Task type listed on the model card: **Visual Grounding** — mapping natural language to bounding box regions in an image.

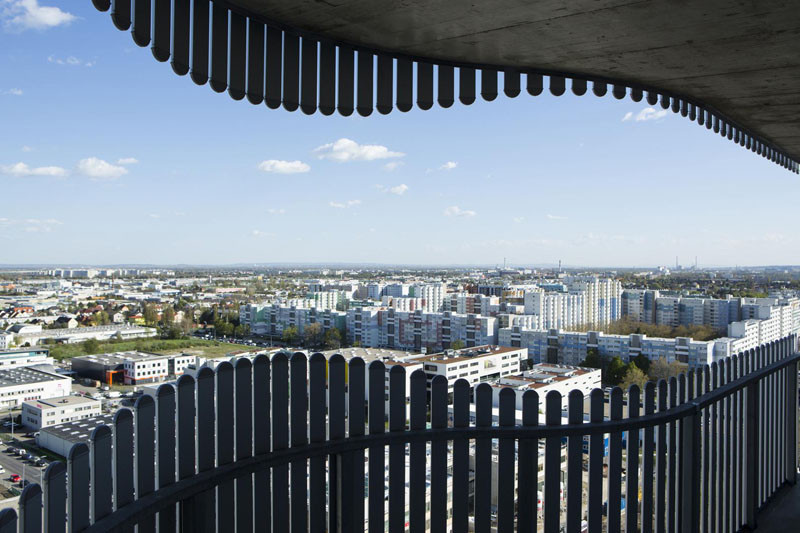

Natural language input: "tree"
[620,364,649,390]
[83,338,100,354]
[605,356,628,386]
[164,326,183,340]
[180,314,193,335]
[162,306,175,326]
[324,328,342,350]
[91,311,110,326]
[631,353,652,374]
[143,304,158,327]
[580,348,602,369]
[450,339,466,350]
[303,323,324,349]
[648,357,684,382]
[282,325,299,345]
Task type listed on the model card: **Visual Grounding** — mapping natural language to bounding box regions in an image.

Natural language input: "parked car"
[0,466,5,474]
[9,474,20,483]
[21,453,32,461]
[6,447,17,454]
[20,479,29,488]
[36,459,47,467]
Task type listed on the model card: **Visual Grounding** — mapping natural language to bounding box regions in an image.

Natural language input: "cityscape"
[0,264,797,530]
[1,1,798,532]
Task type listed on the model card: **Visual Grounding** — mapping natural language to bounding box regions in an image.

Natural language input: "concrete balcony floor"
[755,472,800,532]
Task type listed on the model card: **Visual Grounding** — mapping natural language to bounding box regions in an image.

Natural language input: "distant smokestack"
[558,260,561,273]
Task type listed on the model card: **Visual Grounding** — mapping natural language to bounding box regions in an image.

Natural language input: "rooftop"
[0,366,67,387]
[415,345,523,364]
[23,395,100,410]
[73,351,168,366]
[318,346,417,364]
[38,413,117,445]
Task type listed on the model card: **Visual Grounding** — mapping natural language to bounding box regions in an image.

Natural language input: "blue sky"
[1,1,797,267]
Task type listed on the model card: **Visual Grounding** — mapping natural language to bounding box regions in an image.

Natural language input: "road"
[0,442,46,488]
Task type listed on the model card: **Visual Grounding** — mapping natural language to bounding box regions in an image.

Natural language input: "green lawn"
[48,338,244,360]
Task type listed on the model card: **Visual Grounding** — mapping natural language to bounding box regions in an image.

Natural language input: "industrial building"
[410,345,526,392]
[0,348,53,369]
[21,395,102,430]
[484,363,602,410]
[0,366,71,409]
[71,351,195,384]
[36,413,116,458]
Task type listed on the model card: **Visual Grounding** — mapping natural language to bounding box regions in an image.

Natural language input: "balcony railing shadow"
[0,335,797,532]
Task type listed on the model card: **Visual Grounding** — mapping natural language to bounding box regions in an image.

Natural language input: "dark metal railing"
[0,336,797,533]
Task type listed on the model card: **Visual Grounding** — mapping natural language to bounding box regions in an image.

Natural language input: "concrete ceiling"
[227,0,800,162]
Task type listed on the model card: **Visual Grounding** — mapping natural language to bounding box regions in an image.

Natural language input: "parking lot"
[0,439,50,490]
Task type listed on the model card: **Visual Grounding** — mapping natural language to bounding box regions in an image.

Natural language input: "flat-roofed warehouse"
[0,366,71,409]
[71,351,194,385]
[36,413,116,458]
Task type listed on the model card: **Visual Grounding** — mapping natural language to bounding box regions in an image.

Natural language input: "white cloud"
[21,145,32,152]
[148,214,160,219]
[389,184,408,196]
[2,0,76,31]
[257,159,310,174]
[117,157,138,165]
[546,214,567,220]
[623,107,669,122]
[377,183,409,196]
[329,200,361,209]
[0,217,63,234]
[22,218,62,232]
[77,157,128,180]
[47,55,92,67]
[251,230,274,238]
[513,217,525,223]
[3,88,23,96]
[439,161,458,171]
[383,161,404,171]
[267,208,286,215]
[443,205,476,218]
[1,161,67,177]
[314,138,404,162]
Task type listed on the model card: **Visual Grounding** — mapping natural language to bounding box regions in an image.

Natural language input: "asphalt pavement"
[0,441,47,489]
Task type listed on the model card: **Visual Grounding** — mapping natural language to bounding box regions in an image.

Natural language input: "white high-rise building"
[409,283,446,312]
[523,289,585,330]
[565,277,623,327]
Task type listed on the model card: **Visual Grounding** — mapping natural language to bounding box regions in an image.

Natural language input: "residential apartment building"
[500,304,800,369]
[345,308,498,353]
[241,302,347,338]
[523,289,585,330]
[565,277,623,327]
[408,283,447,312]
[651,296,740,330]
[621,289,660,324]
